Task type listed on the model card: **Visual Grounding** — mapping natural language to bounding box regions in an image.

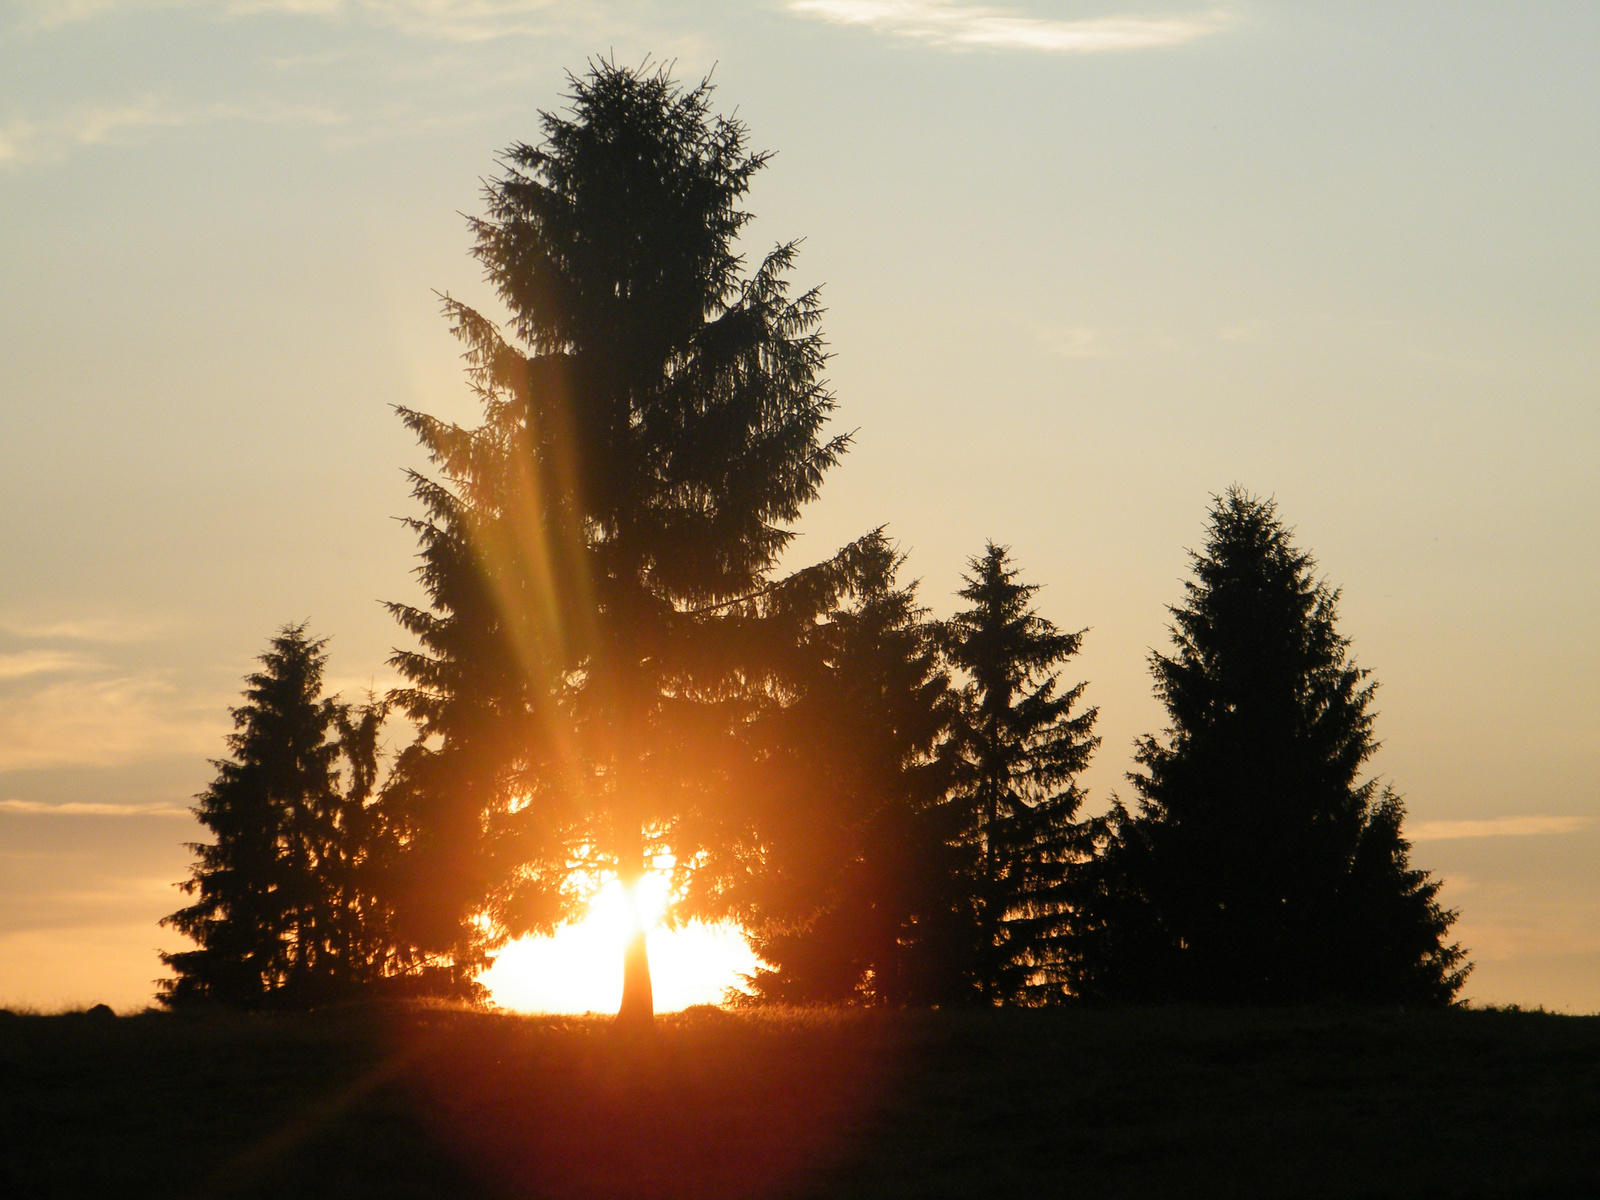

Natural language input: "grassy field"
[3,1001,1599,1198]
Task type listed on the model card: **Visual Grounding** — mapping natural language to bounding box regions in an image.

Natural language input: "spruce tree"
[388,61,850,1022]
[1076,490,1468,1005]
[738,535,964,1005]
[947,543,1099,1004]
[160,624,394,1007]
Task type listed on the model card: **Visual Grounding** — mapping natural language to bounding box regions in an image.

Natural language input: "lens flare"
[479,872,761,1013]
[585,873,672,939]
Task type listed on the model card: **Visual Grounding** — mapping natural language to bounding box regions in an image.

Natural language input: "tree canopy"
[736,535,964,1005]
[947,543,1100,1003]
[386,60,852,1021]
[159,624,394,1007]
[1074,490,1468,1005]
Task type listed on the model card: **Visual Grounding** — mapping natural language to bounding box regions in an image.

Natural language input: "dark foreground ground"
[3,1002,1598,1199]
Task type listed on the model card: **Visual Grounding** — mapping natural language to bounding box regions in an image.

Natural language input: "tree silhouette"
[387,60,850,1022]
[1074,490,1468,1005]
[159,624,393,1007]
[947,543,1099,1003]
[737,535,965,1005]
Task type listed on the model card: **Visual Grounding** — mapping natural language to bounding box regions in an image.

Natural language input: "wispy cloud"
[1409,815,1594,842]
[0,97,346,169]
[0,103,190,168]
[2,1,660,169]
[0,799,191,816]
[0,672,222,770]
[1448,913,1600,963]
[8,0,137,28]
[0,651,94,681]
[1031,323,1116,358]
[13,0,605,42]
[0,614,170,643]
[0,607,222,769]
[225,0,566,42]
[788,1,1233,53]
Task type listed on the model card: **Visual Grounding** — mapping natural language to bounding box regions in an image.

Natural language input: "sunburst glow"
[480,873,762,1013]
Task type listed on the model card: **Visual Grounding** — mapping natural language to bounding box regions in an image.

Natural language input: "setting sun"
[479,874,762,1013]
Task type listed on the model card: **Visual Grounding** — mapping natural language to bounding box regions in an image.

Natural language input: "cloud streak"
[1408,815,1593,842]
[788,0,1232,53]
[0,651,95,681]
[0,97,346,169]
[224,0,565,42]
[1031,323,1117,358]
[0,800,191,816]
[0,671,222,771]
[13,0,607,42]
[0,614,172,643]
[0,102,191,168]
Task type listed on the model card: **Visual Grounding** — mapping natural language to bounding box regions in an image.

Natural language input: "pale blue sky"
[2,1,1596,1010]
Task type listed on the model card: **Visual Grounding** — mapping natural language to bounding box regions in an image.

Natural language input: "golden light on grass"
[480,871,761,1013]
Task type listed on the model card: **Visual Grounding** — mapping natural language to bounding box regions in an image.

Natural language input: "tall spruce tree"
[387,61,850,1023]
[1075,490,1468,1005]
[737,535,964,1005]
[160,625,393,1007]
[947,543,1099,1004]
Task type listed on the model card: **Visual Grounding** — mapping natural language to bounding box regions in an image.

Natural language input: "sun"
[478,872,761,1013]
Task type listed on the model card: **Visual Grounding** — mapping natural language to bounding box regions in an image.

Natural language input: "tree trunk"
[619,926,653,1027]
[616,817,655,1028]
[983,774,998,1005]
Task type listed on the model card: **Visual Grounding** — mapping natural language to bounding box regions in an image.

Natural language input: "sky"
[1,0,1596,1013]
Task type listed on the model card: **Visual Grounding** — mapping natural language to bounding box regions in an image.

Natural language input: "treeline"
[160,61,1466,1012]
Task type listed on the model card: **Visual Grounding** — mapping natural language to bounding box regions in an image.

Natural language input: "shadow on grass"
[3,1003,1599,1198]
